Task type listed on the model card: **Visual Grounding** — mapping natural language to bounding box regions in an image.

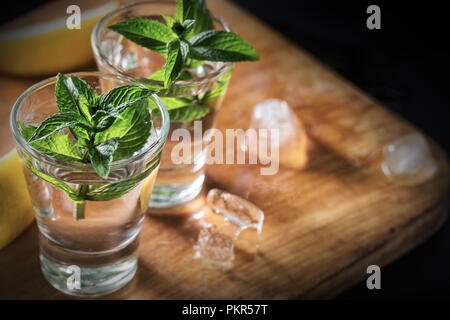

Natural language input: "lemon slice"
[0,0,118,76]
[140,166,160,212]
[0,150,34,250]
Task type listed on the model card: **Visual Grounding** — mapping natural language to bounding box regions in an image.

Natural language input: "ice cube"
[194,189,264,270]
[100,39,123,67]
[251,99,298,146]
[187,61,225,79]
[381,132,437,185]
[196,225,236,270]
[244,99,311,170]
[120,52,138,71]
[206,188,264,232]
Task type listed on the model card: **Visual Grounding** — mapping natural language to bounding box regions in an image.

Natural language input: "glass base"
[38,232,140,297]
[40,252,137,297]
[148,173,204,208]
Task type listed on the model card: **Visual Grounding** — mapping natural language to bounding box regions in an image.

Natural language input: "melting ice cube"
[194,189,264,270]
[100,39,123,67]
[120,52,138,71]
[206,188,264,232]
[381,132,437,185]
[196,226,236,270]
[100,40,138,71]
[243,99,311,170]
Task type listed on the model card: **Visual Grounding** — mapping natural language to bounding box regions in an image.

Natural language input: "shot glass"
[10,72,169,296]
[92,1,234,208]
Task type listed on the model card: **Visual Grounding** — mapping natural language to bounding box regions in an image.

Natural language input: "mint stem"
[73,150,90,220]
[73,202,85,220]
[73,184,89,220]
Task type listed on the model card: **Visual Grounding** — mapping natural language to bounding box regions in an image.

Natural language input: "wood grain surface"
[0,0,448,299]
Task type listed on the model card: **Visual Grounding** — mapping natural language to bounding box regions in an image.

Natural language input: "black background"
[1,0,449,299]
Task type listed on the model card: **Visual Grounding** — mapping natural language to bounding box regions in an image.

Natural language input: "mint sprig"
[19,74,155,220]
[107,0,259,89]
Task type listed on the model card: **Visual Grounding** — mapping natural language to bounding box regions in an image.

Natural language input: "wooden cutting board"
[0,0,448,299]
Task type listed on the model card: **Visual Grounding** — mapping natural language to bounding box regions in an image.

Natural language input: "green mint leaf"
[91,109,111,124]
[164,39,189,88]
[167,103,210,122]
[28,113,92,143]
[188,0,214,37]
[69,75,98,121]
[203,67,232,101]
[18,122,37,141]
[94,99,152,161]
[19,122,83,162]
[171,21,185,36]
[92,108,122,132]
[183,19,196,29]
[160,96,194,110]
[108,18,176,55]
[98,85,153,109]
[189,30,259,62]
[88,137,119,179]
[171,19,195,37]
[33,134,83,162]
[162,14,176,28]
[94,111,122,132]
[55,73,93,140]
[23,160,81,202]
[147,68,166,81]
[96,85,153,131]
[55,73,80,114]
[148,67,192,82]
[76,137,90,150]
[85,160,159,201]
[177,70,194,81]
[175,0,193,23]
[55,73,98,119]
[181,19,196,36]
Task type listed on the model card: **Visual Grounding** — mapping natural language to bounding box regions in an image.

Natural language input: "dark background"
[1,0,449,299]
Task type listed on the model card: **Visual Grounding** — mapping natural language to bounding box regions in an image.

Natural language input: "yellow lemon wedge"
[0,150,34,250]
[0,0,118,77]
[140,166,160,212]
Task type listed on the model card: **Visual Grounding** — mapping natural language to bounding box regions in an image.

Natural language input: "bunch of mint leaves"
[19,74,156,220]
[108,0,258,122]
[109,0,258,87]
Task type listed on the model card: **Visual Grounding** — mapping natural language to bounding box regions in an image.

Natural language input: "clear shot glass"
[92,1,234,208]
[10,72,169,296]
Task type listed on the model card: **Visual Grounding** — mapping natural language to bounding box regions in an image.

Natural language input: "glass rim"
[10,71,170,171]
[91,0,234,86]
